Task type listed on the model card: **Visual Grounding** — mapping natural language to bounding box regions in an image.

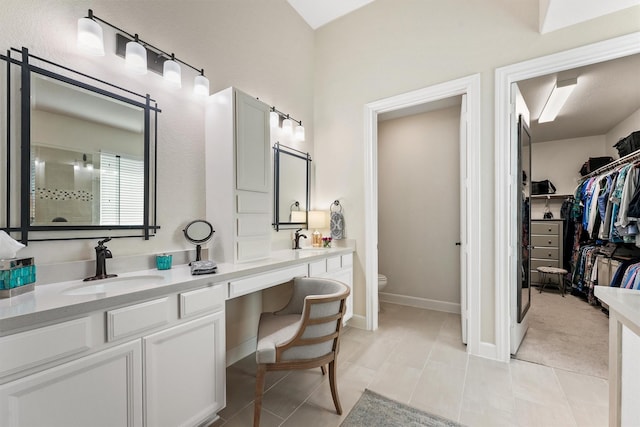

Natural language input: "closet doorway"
[377,97,462,329]
[495,32,640,363]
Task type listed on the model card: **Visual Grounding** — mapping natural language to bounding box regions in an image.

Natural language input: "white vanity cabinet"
[0,340,143,427]
[308,253,354,323]
[0,282,226,427]
[205,87,271,264]
[144,311,225,427]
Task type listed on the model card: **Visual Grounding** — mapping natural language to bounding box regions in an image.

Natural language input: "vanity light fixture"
[77,10,105,56]
[282,115,294,136]
[538,77,578,123]
[295,122,305,141]
[163,54,181,88]
[76,9,210,96]
[193,70,210,97]
[125,34,147,75]
[270,107,280,127]
[269,106,305,141]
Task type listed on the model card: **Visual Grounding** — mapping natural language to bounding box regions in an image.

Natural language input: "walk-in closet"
[512,53,640,380]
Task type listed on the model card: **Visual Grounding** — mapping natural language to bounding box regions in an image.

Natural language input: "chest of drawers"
[530,220,564,285]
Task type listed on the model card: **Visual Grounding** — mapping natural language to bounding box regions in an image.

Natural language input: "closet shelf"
[530,194,572,200]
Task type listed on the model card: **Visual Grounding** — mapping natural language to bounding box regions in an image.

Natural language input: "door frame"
[364,74,483,356]
[495,32,640,362]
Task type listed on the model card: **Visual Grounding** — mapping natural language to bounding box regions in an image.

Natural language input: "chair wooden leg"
[320,365,326,375]
[254,364,267,427]
[328,359,342,415]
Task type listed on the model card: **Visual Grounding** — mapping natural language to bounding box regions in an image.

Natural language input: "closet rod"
[581,150,640,180]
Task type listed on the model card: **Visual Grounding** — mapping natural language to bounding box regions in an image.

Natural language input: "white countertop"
[594,286,640,327]
[0,247,353,335]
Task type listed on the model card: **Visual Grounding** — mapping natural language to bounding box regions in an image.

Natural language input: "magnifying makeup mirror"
[183,220,215,263]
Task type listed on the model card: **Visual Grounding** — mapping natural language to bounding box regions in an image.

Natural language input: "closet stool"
[537,266,568,297]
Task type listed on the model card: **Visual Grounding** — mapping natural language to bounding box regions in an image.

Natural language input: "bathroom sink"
[62,275,165,296]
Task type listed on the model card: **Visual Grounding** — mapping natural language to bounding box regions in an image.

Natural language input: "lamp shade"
[290,211,306,223]
[77,17,104,56]
[163,55,182,88]
[282,117,293,136]
[295,123,305,141]
[308,211,326,229]
[270,111,279,127]
[194,74,210,97]
[125,36,147,75]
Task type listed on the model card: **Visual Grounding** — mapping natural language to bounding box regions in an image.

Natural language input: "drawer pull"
[548,240,552,245]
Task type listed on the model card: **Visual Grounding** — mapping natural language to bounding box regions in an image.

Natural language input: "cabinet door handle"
[455,242,461,246]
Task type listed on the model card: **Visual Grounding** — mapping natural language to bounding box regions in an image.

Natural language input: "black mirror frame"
[1,47,161,244]
[272,143,311,231]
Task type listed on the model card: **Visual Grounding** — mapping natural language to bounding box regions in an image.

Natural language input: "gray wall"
[378,106,461,305]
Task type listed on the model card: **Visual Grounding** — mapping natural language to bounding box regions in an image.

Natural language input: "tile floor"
[211,303,609,426]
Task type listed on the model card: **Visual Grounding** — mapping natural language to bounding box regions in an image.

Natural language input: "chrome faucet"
[293,228,307,250]
[84,237,118,281]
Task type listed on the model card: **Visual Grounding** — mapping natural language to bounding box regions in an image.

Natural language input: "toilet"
[378,274,388,311]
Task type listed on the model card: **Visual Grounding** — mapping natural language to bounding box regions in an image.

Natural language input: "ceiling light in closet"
[538,77,577,123]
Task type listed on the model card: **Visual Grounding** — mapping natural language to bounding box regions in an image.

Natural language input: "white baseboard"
[346,314,367,330]
[379,292,461,314]
[226,336,257,367]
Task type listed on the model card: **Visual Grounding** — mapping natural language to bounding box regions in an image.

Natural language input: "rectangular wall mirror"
[273,143,311,231]
[1,47,160,243]
[518,114,532,323]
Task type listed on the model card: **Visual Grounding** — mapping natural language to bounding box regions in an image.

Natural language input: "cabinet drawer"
[531,235,559,248]
[107,298,170,342]
[342,253,353,267]
[236,191,269,214]
[309,260,327,276]
[237,214,271,236]
[531,259,559,270]
[0,317,91,379]
[531,247,559,260]
[327,256,342,273]
[531,222,559,235]
[229,264,307,299]
[180,284,225,319]
[237,239,271,261]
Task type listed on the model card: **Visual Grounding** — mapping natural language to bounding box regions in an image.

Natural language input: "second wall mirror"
[273,143,311,231]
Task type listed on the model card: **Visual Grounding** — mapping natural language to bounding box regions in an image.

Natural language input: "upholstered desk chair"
[253,277,350,427]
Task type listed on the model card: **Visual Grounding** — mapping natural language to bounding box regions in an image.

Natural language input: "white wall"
[0,0,314,263]
[378,106,460,305]
[606,107,640,158]
[530,135,606,218]
[313,0,640,343]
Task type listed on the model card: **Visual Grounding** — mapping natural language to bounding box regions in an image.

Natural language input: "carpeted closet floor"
[514,286,609,379]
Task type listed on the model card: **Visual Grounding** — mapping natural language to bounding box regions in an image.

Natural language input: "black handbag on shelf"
[531,180,556,195]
